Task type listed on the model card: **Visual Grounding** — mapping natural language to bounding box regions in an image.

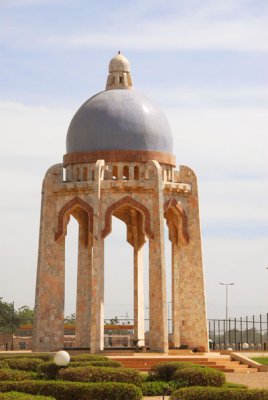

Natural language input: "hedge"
[37,363,62,380]
[0,380,142,400]
[0,354,51,362]
[3,359,44,372]
[173,366,225,387]
[0,362,10,369]
[140,380,183,396]
[58,366,142,385]
[68,360,122,368]
[70,354,108,362]
[0,369,34,381]
[171,386,268,400]
[149,362,199,381]
[0,392,55,400]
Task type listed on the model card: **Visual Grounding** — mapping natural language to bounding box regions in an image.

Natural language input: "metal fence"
[1,314,268,351]
[208,314,268,351]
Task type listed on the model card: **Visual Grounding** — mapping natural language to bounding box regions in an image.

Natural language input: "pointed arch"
[164,198,189,244]
[55,196,93,241]
[101,195,153,239]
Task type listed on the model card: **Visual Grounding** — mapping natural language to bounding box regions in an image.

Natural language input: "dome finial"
[106,52,133,90]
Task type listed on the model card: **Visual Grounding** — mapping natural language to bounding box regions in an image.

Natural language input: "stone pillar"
[178,166,208,351]
[90,160,105,353]
[133,245,145,345]
[75,218,92,348]
[32,165,65,352]
[148,160,168,353]
[172,241,180,348]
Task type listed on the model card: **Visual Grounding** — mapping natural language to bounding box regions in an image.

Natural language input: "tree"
[0,298,19,333]
[17,306,34,324]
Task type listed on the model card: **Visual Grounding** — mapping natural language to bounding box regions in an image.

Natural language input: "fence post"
[260,314,263,350]
[253,315,255,348]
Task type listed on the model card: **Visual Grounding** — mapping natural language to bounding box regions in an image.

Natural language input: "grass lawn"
[251,357,268,365]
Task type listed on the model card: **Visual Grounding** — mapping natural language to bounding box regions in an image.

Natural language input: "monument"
[32,52,208,353]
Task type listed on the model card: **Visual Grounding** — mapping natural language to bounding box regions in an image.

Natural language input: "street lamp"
[219,282,235,324]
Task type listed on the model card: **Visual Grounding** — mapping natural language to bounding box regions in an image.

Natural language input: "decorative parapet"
[164,182,191,194]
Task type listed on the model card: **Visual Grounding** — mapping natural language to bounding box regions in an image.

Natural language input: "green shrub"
[37,363,62,380]
[149,361,199,381]
[0,369,34,381]
[70,354,108,362]
[140,381,182,396]
[0,362,10,369]
[0,392,55,400]
[58,366,142,385]
[171,386,268,399]
[0,354,51,362]
[173,366,225,387]
[223,382,248,389]
[68,360,122,368]
[4,358,43,372]
[0,380,142,400]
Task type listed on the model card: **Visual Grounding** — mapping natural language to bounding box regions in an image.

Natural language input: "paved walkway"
[225,372,268,389]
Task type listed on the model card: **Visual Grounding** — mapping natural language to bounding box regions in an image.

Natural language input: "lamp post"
[219,282,234,322]
[219,282,234,346]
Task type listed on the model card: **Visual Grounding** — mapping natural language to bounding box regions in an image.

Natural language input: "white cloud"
[149,86,268,109]
[41,1,268,52]
[167,107,268,180]
[204,237,268,318]
[1,0,267,52]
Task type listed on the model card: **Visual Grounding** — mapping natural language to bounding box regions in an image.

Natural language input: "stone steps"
[110,356,258,373]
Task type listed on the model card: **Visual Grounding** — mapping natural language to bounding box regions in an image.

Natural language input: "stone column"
[133,245,145,345]
[130,209,145,346]
[172,241,180,348]
[148,160,168,353]
[90,160,105,353]
[32,165,65,352]
[75,218,92,348]
[178,166,208,351]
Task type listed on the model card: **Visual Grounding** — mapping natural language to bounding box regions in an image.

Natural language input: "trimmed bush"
[224,382,248,389]
[37,363,62,380]
[149,361,199,381]
[0,380,142,400]
[4,358,43,372]
[68,360,122,368]
[0,362,10,369]
[0,369,34,381]
[0,354,51,362]
[140,381,183,396]
[70,354,108,362]
[0,392,55,400]
[173,366,225,387]
[58,365,142,385]
[171,386,268,399]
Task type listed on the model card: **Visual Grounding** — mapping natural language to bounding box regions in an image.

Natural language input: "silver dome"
[66,89,173,154]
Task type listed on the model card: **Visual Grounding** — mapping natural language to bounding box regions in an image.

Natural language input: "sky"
[0,0,267,322]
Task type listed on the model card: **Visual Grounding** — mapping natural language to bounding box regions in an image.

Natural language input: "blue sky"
[0,0,267,321]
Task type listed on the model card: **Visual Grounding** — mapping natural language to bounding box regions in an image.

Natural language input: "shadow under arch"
[164,198,189,245]
[55,196,93,243]
[101,196,154,246]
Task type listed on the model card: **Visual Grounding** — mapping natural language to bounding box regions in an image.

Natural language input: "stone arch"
[55,196,93,242]
[101,196,153,240]
[164,198,189,245]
